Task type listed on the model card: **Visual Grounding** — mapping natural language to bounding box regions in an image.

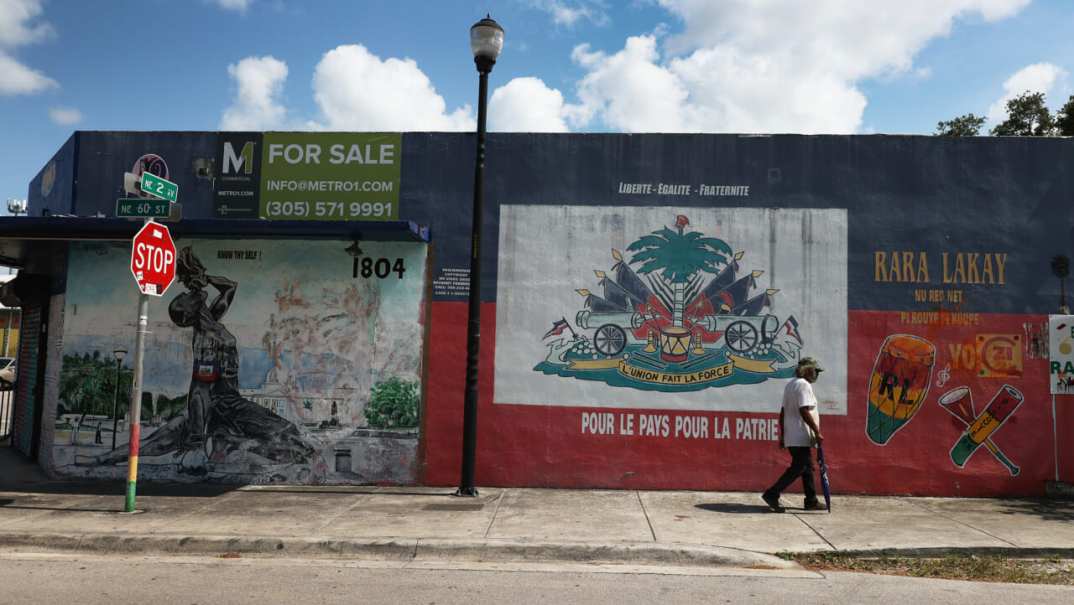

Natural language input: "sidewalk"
[3,451,1074,568]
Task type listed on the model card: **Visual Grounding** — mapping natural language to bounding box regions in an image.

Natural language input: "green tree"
[935,113,985,136]
[990,91,1055,136]
[1056,94,1074,136]
[364,377,420,429]
[627,216,732,327]
[58,352,131,419]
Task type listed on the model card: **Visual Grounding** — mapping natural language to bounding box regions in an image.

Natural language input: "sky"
[1,0,1073,208]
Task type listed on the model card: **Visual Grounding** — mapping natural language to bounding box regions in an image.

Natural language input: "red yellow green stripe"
[124,423,141,512]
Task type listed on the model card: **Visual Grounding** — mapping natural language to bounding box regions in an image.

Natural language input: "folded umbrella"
[816,445,831,513]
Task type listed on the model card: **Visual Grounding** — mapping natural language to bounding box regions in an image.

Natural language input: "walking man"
[762,357,826,513]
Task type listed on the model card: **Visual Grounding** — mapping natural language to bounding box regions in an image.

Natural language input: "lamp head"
[470,15,504,73]
[113,348,127,362]
[6,199,27,215]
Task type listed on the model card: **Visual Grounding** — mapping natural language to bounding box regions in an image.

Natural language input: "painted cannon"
[708,313,781,354]
[575,310,644,357]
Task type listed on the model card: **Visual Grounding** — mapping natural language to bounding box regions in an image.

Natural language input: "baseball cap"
[798,357,824,372]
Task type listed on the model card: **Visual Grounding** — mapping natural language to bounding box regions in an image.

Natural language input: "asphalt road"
[1,552,1072,604]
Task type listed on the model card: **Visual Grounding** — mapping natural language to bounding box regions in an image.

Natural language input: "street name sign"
[116,198,170,218]
[130,221,177,296]
[140,172,178,203]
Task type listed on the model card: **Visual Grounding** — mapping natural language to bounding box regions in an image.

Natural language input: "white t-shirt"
[781,377,820,447]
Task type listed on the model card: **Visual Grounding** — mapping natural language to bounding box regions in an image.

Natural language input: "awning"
[0,216,430,241]
[0,216,431,269]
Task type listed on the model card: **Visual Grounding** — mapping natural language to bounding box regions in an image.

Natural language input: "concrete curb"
[0,531,795,569]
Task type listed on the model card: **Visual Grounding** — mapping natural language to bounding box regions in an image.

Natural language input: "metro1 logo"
[130,220,177,297]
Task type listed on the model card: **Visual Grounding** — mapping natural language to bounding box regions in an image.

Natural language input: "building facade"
[3,131,1071,496]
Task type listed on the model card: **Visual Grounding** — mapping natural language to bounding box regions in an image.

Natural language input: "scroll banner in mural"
[1051,315,1074,395]
[259,132,401,221]
[493,205,848,413]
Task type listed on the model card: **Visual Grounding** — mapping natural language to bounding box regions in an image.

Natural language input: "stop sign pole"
[125,219,177,512]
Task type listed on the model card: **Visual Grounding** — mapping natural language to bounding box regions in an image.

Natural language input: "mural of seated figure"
[77,247,321,477]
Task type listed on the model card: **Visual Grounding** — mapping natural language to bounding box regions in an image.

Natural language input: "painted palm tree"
[59,353,111,443]
[627,215,733,327]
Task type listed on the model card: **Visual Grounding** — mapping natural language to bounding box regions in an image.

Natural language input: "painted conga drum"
[659,326,692,362]
[866,334,936,445]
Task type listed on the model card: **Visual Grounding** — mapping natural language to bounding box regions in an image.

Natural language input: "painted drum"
[950,384,1024,467]
[866,334,936,445]
[659,326,692,362]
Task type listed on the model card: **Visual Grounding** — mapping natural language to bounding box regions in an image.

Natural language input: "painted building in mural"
[7,131,1073,496]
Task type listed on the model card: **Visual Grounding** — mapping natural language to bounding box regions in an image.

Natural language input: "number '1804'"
[353,257,406,279]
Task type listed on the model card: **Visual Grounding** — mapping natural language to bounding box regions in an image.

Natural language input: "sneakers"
[761,492,785,513]
[803,500,827,512]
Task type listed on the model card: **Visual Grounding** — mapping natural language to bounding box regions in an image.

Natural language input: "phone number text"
[263,201,396,220]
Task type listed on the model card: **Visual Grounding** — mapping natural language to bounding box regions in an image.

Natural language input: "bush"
[364,377,420,429]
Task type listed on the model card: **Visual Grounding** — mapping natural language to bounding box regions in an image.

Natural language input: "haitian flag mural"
[538,214,801,390]
[494,206,848,413]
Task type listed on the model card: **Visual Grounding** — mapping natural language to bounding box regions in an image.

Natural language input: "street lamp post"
[457,15,504,497]
[111,348,127,450]
[4,199,26,276]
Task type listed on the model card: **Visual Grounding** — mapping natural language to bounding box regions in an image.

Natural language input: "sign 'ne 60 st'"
[130,220,176,296]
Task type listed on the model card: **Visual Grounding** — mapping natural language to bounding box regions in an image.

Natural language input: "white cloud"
[573,36,691,132]
[220,56,289,130]
[310,44,473,131]
[564,0,1031,133]
[0,51,54,94]
[986,62,1067,123]
[489,77,573,132]
[48,106,81,125]
[0,0,56,96]
[211,0,252,13]
[529,1,609,27]
[0,0,52,48]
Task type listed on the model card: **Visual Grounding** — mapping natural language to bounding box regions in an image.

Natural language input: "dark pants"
[765,446,818,504]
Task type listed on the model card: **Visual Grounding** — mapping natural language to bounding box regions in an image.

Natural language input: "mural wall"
[52,238,427,484]
[495,205,847,412]
[24,132,1074,496]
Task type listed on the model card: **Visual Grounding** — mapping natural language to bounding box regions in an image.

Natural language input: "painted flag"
[611,249,654,306]
[577,289,630,313]
[543,318,572,339]
[595,270,644,310]
[711,270,762,312]
[783,316,803,344]
[701,251,743,300]
[732,289,778,316]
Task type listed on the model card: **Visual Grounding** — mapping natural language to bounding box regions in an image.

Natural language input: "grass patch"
[788,552,1074,586]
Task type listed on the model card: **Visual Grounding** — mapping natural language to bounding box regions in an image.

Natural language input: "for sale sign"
[259,132,401,221]
[130,220,176,296]
[1050,315,1074,395]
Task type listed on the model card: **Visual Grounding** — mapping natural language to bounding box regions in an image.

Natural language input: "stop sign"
[130,220,176,296]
